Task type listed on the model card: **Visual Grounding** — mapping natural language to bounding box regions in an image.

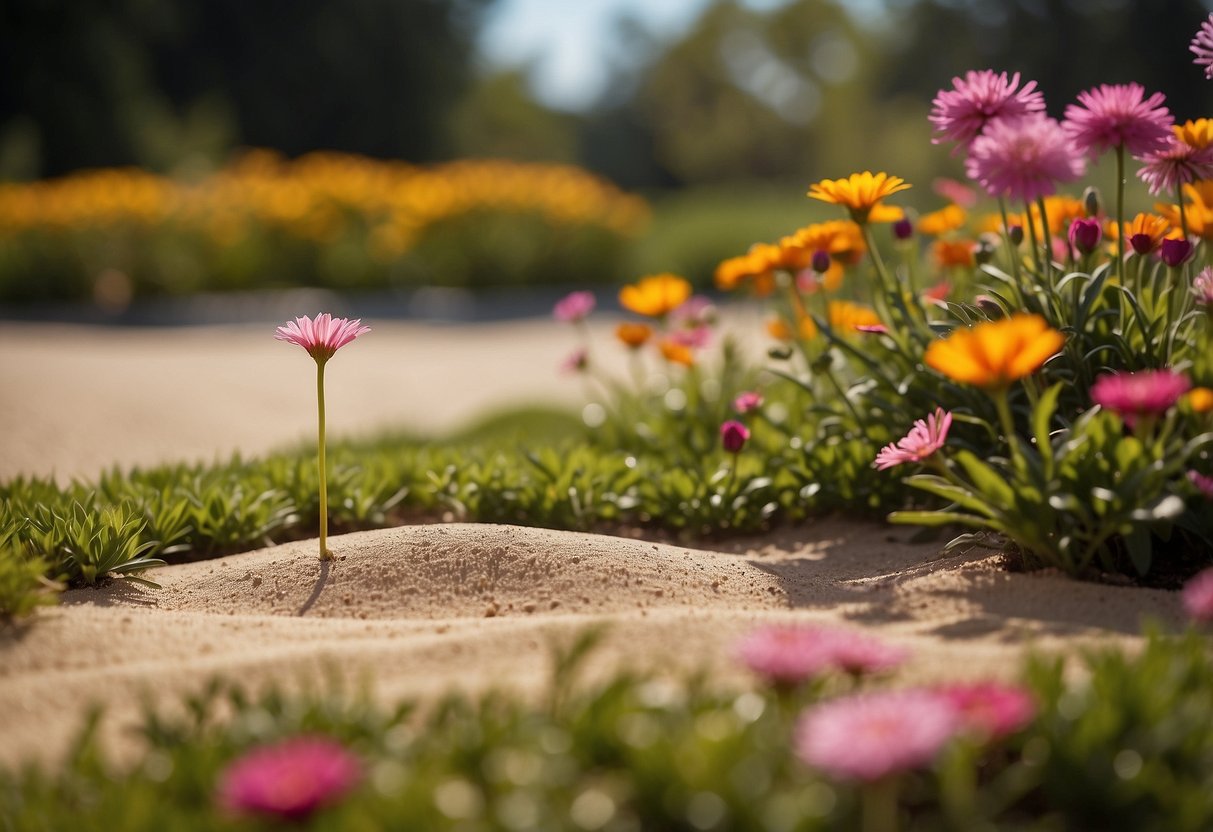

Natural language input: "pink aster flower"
[1136,135,1213,196]
[929,70,1046,151]
[217,736,360,821]
[721,420,750,453]
[733,391,764,414]
[965,114,1086,203]
[873,408,953,470]
[1182,567,1213,621]
[1192,14,1213,80]
[1193,266,1213,305]
[1091,369,1192,428]
[736,625,908,687]
[1063,83,1174,158]
[795,690,960,783]
[553,290,596,323]
[938,682,1036,740]
[1189,470,1213,499]
[275,313,371,363]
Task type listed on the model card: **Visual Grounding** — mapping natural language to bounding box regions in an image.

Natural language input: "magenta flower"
[733,391,764,414]
[892,217,914,240]
[217,737,360,821]
[275,313,371,363]
[671,295,717,327]
[965,114,1086,203]
[669,324,712,350]
[929,70,1046,151]
[1063,83,1173,158]
[1192,14,1213,80]
[1091,369,1192,428]
[276,314,370,560]
[1068,217,1103,255]
[873,408,953,470]
[737,625,908,687]
[1193,267,1213,305]
[1182,567,1213,621]
[795,690,959,783]
[932,177,978,208]
[721,420,750,453]
[1137,136,1213,196]
[938,682,1035,740]
[1189,470,1213,499]
[1160,237,1194,268]
[553,290,596,323]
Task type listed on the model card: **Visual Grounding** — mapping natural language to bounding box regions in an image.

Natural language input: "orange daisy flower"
[616,322,652,349]
[1176,118,1213,151]
[659,338,695,367]
[932,239,977,269]
[918,204,968,236]
[808,172,911,223]
[924,313,1065,389]
[619,273,692,317]
[1115,212,1171,255]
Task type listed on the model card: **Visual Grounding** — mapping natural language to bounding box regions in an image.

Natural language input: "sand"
[0,319,1188,771]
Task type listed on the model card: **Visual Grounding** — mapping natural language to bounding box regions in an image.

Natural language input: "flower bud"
[975,239,996,264]
[811,249,831,274]
[1160,237,1193,268]
[892,218,914,240]
[1083,186,1102,218]
[1067,217,1102,255]
[1008,225,1024,246]
[720,420,751,454]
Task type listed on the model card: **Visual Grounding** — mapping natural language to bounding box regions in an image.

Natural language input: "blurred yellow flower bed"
[0,151,650,305]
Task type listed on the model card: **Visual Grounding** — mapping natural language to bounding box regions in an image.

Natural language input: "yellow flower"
[924,313,1065,389]
[807,172,911,223]
[918,204,967,236]
[828,300,882,333]
[1176,119,1213,151]
[619,273,692,317]
[615,322,652,349]
[783,220,867,265]
[1187,387,1213,413]
[1158,182,1213,240]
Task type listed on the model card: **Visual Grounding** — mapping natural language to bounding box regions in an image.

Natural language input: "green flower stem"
[863,778,899,832]
[1036,196,1055,284]
[998,198,1024,297]
[992,387,1026,476]
[1116,143,1126,291]
[1023,201,1043,278]
[316,358,331,560]
[1178,180,1190,243]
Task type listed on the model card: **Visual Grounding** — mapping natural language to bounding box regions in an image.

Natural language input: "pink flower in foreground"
[965,114,1085,203]
[1193,267,1213,305]
[874,408,953,470]
[1137,136,1213,196]
[795,690,959,783]
[1091,369,1191,427]
[1182,567,1213,621]
[938,682,1036,740]
[929,70,1046,151]
[1192,14,1213,80]
[733,391,764,414]
[721,420,751,453]
[217,737,360,820]
[553,290,596,323]
[736,625,908,687]
[1189,470,1213,499]
[275,313,371,363]
[1063,83,1174,158]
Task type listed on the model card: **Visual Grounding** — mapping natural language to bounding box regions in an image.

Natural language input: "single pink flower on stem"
[1182,567,1213,621]
[721,420,751,453]
[276,314,370,560]
[553,291,596,323]
[795,689,959,783]
[733,391,764,414]
[929,70,1046,151]
[217,736,361,821]
[1192,266,1213,306]
[965,114,1085,203]
[1189,470,1213,499]
[938,682,1036,740]
[874,408,953,470]
[1091,369,1191,429]
[1063,83,1174,158]
[736,625,908,687]
[1192,14,1213,80]
[1137,135,1213,196]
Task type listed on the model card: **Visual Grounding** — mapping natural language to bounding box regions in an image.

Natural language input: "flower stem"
[998,198,1023,295]
[316,358,331,560]
[863,778,899,832]
[993,387,1025,475]
[1116,143,1126,290]
[1036,196,1054,284]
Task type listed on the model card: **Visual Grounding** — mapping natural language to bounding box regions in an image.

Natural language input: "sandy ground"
[0,317,1188,770]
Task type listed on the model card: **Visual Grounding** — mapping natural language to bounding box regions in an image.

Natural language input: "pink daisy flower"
[965,114,1086,203]
[721,420,751,453]
[1182,567,1213,621]
[1063,83,1173,158]
[937,682,1036,740]
[553,290,596,323]
[873,408,953,470]
[929,70,1046,151]
[736,625,907,687]
[217,736,361,820]
[1192,14,1213,80]
[1189,470,1213,499]
[1193,266,1213,306]
[1091,369,1191,427]
[795,690,960,783]
[275,313,371,363]
[1136,135,1213,196]
[733,391,764,414]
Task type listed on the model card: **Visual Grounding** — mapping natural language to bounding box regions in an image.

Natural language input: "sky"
[478,0,800,111]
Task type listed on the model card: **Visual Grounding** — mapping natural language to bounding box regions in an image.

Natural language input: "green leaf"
[888,510,999,530]
[953,450,1016,508]
[1124,524,1153,576]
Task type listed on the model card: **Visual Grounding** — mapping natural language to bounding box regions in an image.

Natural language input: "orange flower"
[1176,118,1213,151]
[828,300,882,333]
[918,204,967,236]
[808,171,911,223]
[767,314,818,341]
[783,220,867,266]
[1115,212,1171,255]
[615,322,652,349]
[766,316,794,341]
[1187,387,1213,413]
[659,338,695,367]
[619,273,692,317]
[1158,182,1213,240]
[932,239,977,269]
[924,313,1065,389]
[714,244,783,294]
